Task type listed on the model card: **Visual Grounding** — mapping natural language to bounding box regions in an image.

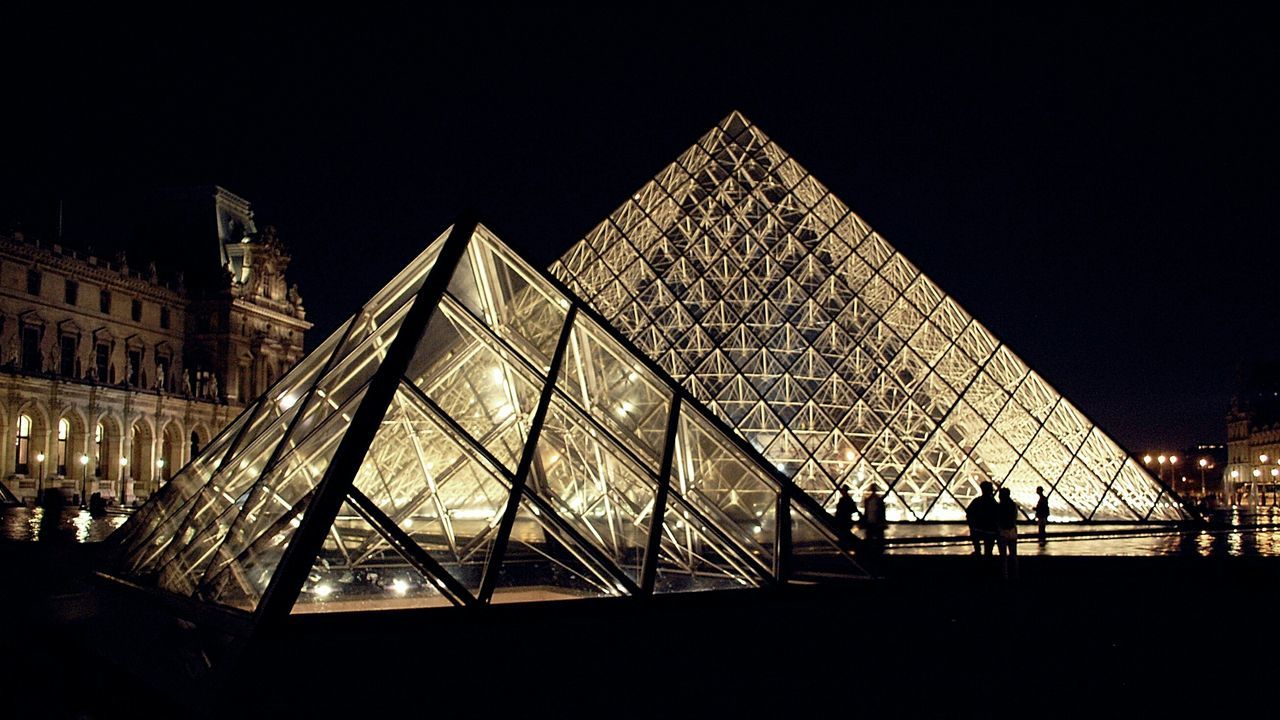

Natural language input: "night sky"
[3,5,1276,452]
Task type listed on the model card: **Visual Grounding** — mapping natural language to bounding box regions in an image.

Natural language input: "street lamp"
[1169,456,1179,489]
[78,454,89,508]
[1252,468,1262,510]
[1272,468,1279,509]
[1231,470,1240,506]
[1157,455,1166,484]
[34,452,45,502]
[119,456,128,505]
[1199,458,1208,499]
[1143,455,1153,466]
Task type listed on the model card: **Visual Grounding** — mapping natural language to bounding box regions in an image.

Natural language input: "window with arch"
[94,423,105,478]
[15,415,32,474]
[57,418,69,475]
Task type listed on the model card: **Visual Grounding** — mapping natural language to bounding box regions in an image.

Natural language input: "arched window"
[190,430,201,458]
[94,423,105,478]
[57,418,69,475]
[14,415,31,474]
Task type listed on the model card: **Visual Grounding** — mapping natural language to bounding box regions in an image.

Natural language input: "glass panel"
[449,226,569,371]
[405,298,543,472]
[148,399,308,594]
[201,494,312,612]
[197,389,367,589]
[530,395,659,583]
[489,492,621,604]
[1106,459,1162,521]
[653,492,765,593]
[292,501,452,613]
[557,314,672,471]
[671,406,778,566]
[788,501,865,580]
[353,385,513,598]
[114,409,251,566]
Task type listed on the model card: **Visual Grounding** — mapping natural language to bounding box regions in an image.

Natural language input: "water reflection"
[1,507,128,543]
[882,515,1280,558]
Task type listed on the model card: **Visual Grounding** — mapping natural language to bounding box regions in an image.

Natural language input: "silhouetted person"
[834,484,857,549]
[861,484,887,553]
[1034,486,1050,544]
[996,487,1020,578]
[38,488,66,543]
[966,481,998,557]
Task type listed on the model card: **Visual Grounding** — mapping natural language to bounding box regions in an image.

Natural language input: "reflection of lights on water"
[72,510,92,543]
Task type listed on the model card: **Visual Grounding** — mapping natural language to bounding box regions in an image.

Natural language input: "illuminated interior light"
[403,518,414,528]
[278,394,298,410]
[314,583,334,598]
[391,579,409,596]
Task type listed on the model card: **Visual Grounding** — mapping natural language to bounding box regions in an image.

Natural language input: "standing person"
[861,484,887,554]
[996,487,1020,579]
[1034,486,1051,544]
[834,484,857,549]
[965,482,998,558]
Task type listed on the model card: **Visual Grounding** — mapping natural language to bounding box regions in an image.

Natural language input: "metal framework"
[551,111,1188,523]
[104,220,863,618]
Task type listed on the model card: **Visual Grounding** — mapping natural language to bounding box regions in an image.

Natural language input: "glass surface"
[549,110,1183,523]
[291,501,452,613]
[671,405,778,565]
[531,395,657,583]
[789,501,865,580]
[351,384,513,597]
[489,492,620,604]
[405,297,543,471]
[653,492,764,593]
[556,313,671,471]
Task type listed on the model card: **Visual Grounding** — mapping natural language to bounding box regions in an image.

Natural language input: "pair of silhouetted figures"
[965,481,1021,578]
[834,484,886,556]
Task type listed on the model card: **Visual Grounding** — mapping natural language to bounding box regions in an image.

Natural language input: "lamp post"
[78,454,89,508]
[156,458,166,490]
[1231,470,1240,506]
[1252,469,1261,511]
[1198,458,1208,499]
[1169,455,1179,492]
[1158,455,1166,485]
[1261,455,1271,508]
[34,452,45,503]
[118,456,128,505]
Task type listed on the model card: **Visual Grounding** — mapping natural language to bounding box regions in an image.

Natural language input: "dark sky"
[3,4,1276,452]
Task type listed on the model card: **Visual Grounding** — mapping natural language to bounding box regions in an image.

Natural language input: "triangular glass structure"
[106,220,863,618]
[551,111,1187,522]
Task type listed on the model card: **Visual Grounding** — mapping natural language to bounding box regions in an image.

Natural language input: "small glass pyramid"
[551,111,1186,523]
[106,220,862,617]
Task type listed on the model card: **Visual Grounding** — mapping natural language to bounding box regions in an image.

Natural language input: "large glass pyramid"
[552,111,1186,523]
[105,219,862,618]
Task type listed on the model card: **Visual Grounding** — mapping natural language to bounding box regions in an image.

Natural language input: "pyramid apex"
[718,110,753,137]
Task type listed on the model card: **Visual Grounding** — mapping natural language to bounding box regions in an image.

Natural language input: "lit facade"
[0,187,309,504]
[552,111,1185,522]
[107,221,860,618]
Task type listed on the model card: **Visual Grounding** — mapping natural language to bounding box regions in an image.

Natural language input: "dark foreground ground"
[1,538,1272,719]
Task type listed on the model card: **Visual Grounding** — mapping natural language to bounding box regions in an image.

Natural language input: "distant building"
[1136,444,1226,505]
[1225,362,1280,506]
[0,187,310,504]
